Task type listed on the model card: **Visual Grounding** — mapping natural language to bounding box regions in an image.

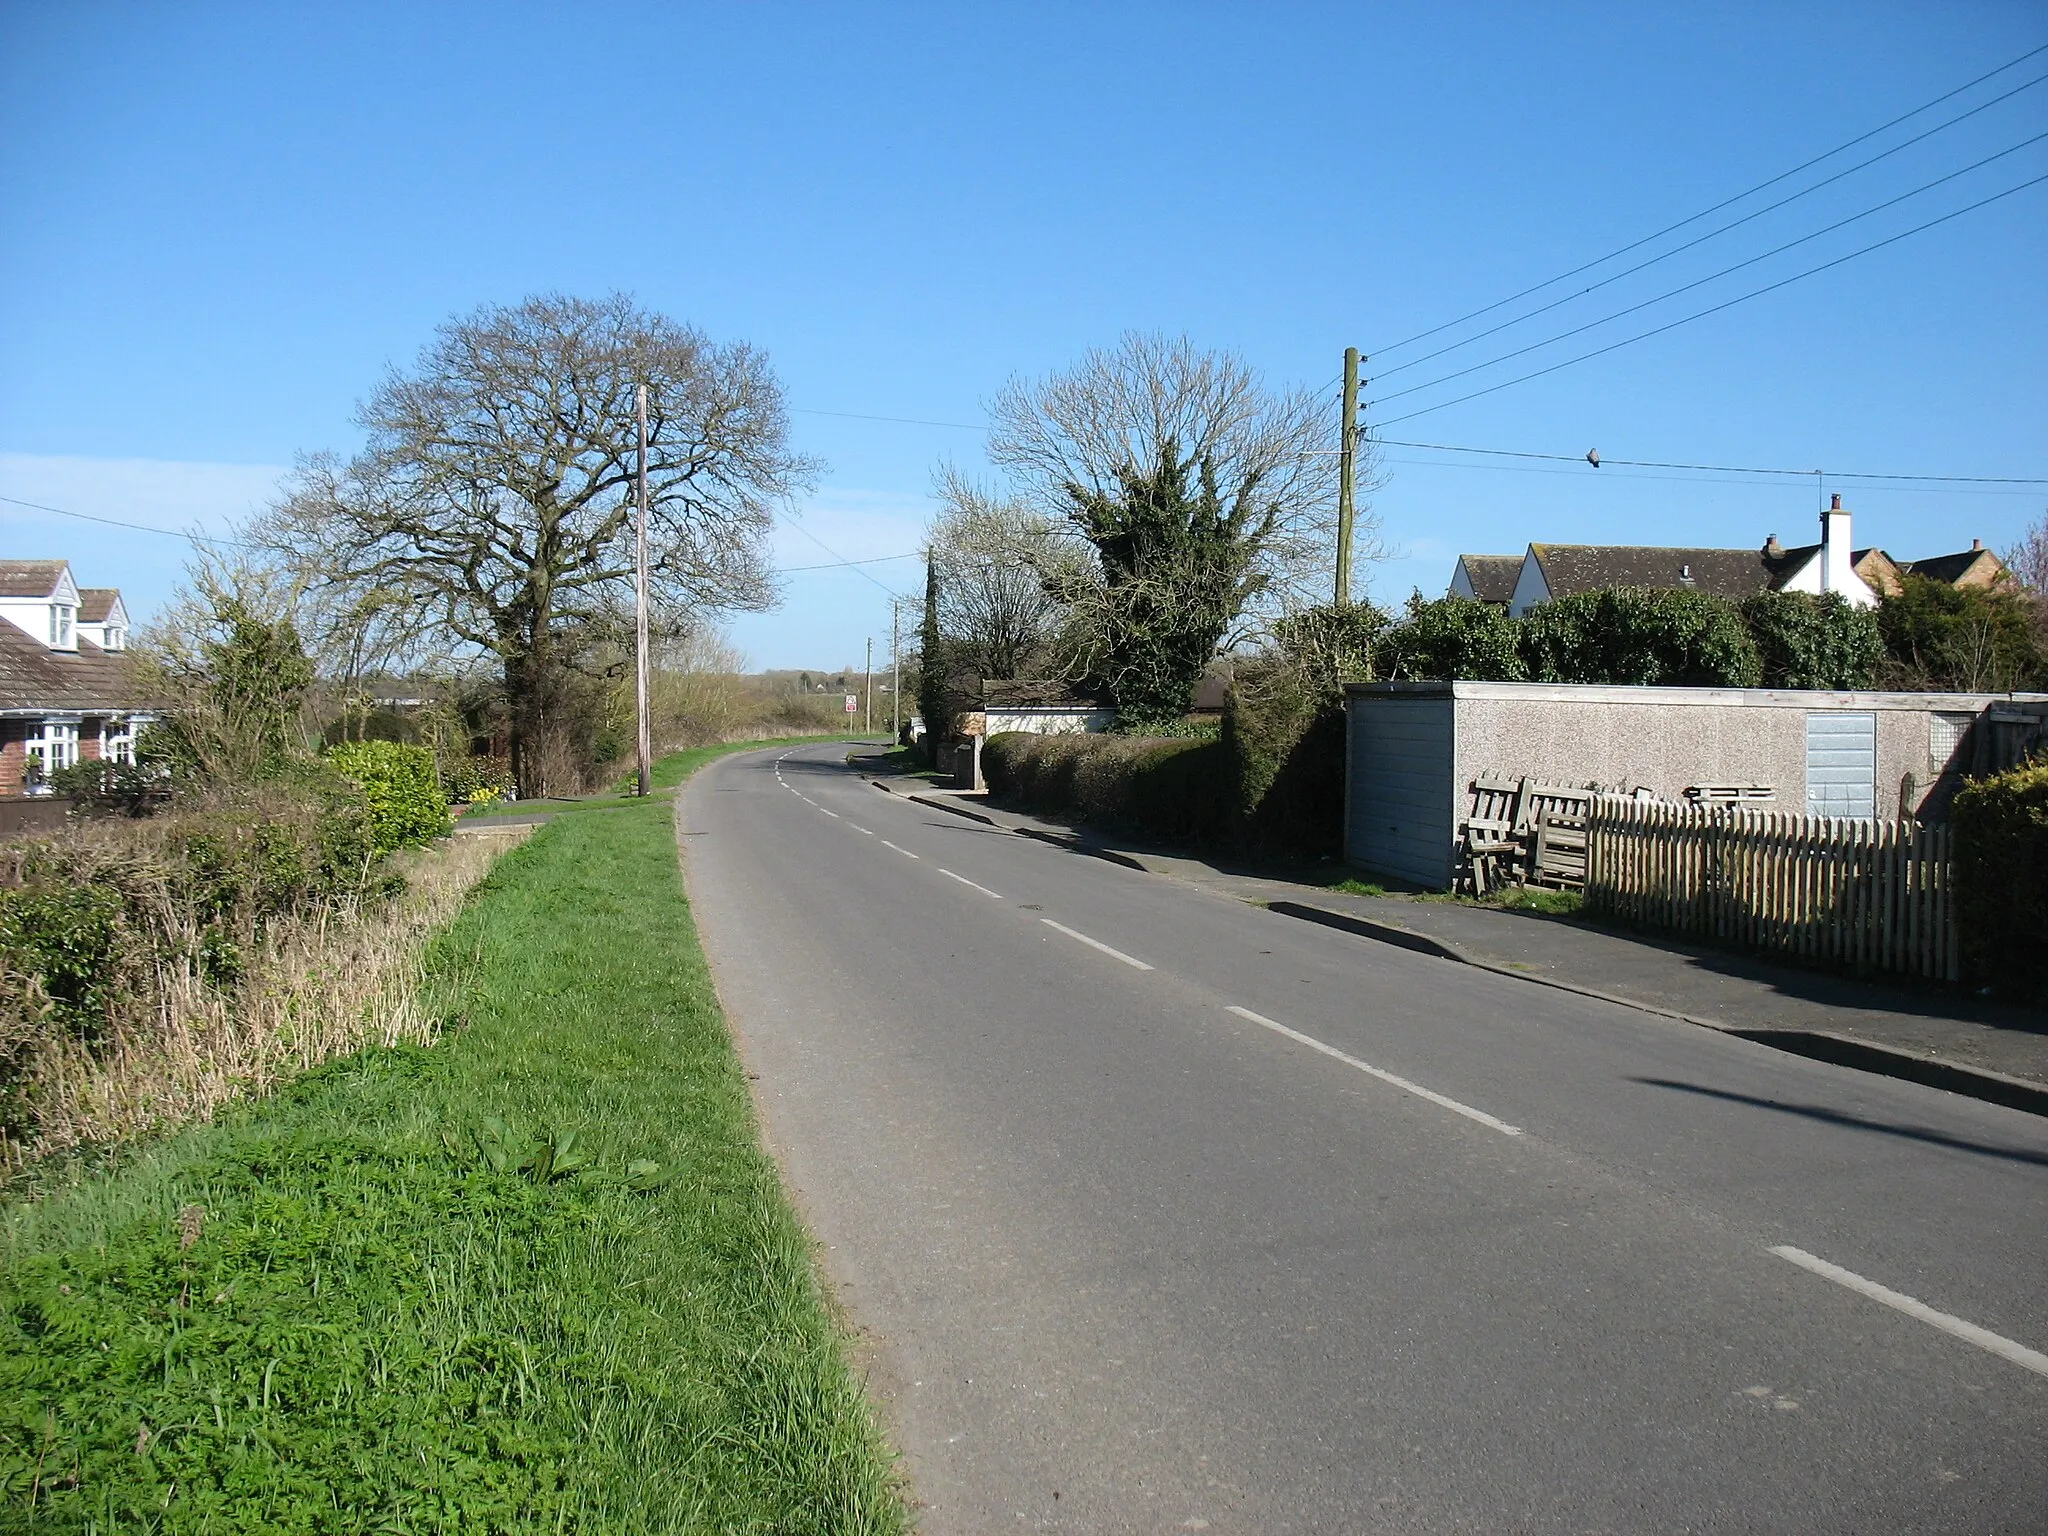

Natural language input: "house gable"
[0,561,81,650]
[1449,554,1520,605]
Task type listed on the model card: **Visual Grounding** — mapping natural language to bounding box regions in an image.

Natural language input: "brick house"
[0,559,155,795]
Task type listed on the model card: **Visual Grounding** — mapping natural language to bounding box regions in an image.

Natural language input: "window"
[104,718,136,765]
[103,625,126,651]
[25,720,79,789]
[49,605,74,647]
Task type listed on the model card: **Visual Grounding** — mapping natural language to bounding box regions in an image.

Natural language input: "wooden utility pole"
[634,384,652,797]
[890,600,902,740]
[1335,345,1360,607]
[864,636,873,735]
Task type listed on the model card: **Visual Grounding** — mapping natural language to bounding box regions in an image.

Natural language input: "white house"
[0,560,153,794]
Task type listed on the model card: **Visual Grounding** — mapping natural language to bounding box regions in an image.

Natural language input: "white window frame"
[25,718,80,789]
[104,716,137,765]
[49,604,74,648]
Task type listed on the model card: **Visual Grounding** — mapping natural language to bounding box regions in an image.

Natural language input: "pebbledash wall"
[1341,681,2048,889]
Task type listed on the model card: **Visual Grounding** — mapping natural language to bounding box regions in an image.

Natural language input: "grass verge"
[2,740,907,1533]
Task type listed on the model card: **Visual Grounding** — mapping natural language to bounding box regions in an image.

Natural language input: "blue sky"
[2,1,2042,670]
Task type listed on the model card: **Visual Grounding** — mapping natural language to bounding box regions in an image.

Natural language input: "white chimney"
[1818,494,1873,606]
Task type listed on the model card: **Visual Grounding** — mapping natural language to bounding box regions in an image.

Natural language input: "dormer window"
[50,605,74,647]
[103,626,126,651]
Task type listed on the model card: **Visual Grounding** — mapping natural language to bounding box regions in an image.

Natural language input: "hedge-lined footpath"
[2,740,907,1533]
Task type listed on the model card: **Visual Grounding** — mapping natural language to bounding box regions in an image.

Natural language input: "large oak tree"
[261,293,813,792]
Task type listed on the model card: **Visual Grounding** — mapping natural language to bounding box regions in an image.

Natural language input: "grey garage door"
[1805,711,1875,819]
[1346,697,1457,887]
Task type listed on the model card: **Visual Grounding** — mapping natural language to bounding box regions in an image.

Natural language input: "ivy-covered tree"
[1061,444,1271,725]
[1738,590,1882,689]
[1520,587,1760,686]
[1375,594,1527,681]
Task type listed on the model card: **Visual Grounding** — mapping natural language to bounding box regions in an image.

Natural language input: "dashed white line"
[880,841,921,859]
[849,824,874,835]
[1225,1006,1522,1136]
[1768,1246,2048,1378]
[1041,918,1152,970]
[818,808,841,819]
[939,868,1003,899]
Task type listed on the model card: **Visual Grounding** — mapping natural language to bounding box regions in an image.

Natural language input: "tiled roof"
[1903,549,2005,586]
[76,588,122,623]
[0,560,68,598]
[0,623,152,712]
[1529,544,1785,600]
[1455,554,1521,604]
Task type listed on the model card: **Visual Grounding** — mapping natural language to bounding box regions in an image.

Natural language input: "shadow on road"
[1632,1077,2048,1168]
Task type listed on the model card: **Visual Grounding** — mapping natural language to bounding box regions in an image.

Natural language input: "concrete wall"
[1443,684,2034,821]
[1344,682,2048,889]
[984,708,1114,736]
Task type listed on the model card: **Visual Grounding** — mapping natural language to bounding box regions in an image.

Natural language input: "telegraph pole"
[890,600,902,740]
[864,636,873,736]
[1335,345,1360,607]
[634,383,652,796]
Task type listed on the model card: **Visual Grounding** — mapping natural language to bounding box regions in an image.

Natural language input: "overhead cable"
[1373,132,2048,405]
[1375,86,2048,380]
[1370,39,2048,356]
[1372,169,2048,428]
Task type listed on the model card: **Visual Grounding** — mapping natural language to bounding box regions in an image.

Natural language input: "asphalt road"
[681,743,2048,1534]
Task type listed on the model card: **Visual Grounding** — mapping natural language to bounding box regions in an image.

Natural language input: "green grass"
[1,740,907,1533]
[1322,877,1387,898]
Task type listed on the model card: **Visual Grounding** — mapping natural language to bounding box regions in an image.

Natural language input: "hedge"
[1952,759,2048,1000]
[324,741,452,856]
[982,732,1231,845]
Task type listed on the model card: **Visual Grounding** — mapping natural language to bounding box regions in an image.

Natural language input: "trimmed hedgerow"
[326,741,452,856]
[1952,759,2048,1000]
[1519,587,1761,687]
[983,732,1231,844]
[1739,590,1882,689]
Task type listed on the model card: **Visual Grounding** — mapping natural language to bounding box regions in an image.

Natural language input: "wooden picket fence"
[1584,797,1958,982]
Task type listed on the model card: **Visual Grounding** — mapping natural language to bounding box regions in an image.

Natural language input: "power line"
[1374,86,2048,381]
[1371,436,2048,483]
[778,551,921,572]
[1373,134,2048,406]
[792,406,983,430]
[0,493,256,548]
[1370,40,2048,356]
[777,511,914,599]
[1373,169,2048,428]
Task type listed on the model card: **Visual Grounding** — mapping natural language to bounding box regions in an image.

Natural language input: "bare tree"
[926,467,1081,681]
[2006,508,2048,592]
[984,335,1378,720]
[257,293,815,793]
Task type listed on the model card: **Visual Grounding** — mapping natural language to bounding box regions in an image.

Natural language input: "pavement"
[879,765,2048,1109]
[681,741,2047,1534]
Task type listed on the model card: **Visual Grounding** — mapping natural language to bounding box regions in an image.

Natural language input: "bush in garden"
[1951,759,2048,1000]
[1739,590,1883,689]
[1520,587,1761,686]
[1877,574,2046,692]
[982,731,1229,843]
[1375,594,1527,681]
[324,741,451,855]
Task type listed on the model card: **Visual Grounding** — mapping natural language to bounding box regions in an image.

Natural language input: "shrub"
[1877,574,2046,691]
[1520,587,1761,686]
[1375,594,1527,681]
[325,741,452,855]
[1740,590,1882,689]
[1223,659,1346,858]
[441,752,515,805]
[982,731,1229,843]
[1270,602,1388,693]
[1952,759,2048,1000]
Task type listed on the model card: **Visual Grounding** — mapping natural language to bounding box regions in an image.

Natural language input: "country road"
[681,742,2048,1534]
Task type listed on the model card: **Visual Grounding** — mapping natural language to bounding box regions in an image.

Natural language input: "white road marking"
[880,841,921,859]
[849,824,874,835]
[1768,1246,2048,1378]
[1225,1006,1522,1136]
[1041,919,1152,970]
[818,808,841,819]
[940,868,1003,899]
